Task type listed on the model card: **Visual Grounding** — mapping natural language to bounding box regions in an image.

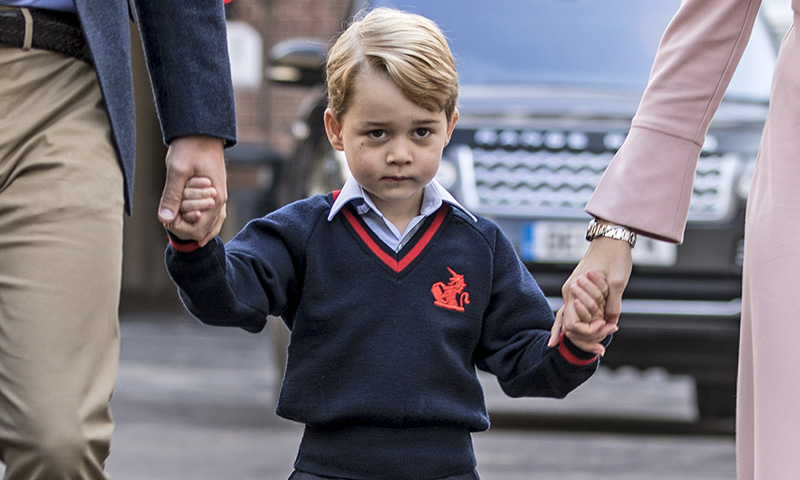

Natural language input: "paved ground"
[97,313,736,480]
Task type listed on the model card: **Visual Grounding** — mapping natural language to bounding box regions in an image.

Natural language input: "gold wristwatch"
[585,218,637,248]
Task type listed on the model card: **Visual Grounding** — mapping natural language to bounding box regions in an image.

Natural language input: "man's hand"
[549,236,633,355]
[158,135,227,246]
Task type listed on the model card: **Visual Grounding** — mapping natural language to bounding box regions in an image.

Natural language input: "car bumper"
[546,296,741,383]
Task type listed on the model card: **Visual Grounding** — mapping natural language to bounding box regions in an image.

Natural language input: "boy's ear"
[445,109,459,146]
[324,108,345,151]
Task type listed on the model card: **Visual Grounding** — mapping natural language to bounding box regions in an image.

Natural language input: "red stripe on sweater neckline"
[341,206,447,273]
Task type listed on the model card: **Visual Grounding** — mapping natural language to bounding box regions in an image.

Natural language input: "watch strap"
[585,219,637,248]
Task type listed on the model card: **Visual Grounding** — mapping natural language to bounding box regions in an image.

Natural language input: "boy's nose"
[386,140,412,165]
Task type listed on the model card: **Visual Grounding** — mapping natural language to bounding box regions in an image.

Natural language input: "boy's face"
[324,70,458,218]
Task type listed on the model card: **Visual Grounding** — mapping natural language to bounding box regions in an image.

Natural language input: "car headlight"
[436,156,459,190]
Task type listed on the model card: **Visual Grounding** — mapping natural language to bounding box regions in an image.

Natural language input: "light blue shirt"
[0,0,76,13]
[328,177,477,252]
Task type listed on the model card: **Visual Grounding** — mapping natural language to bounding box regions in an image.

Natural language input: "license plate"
[520,221,677,266]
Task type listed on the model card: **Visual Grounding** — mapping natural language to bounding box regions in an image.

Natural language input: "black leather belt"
[0,7,92,65]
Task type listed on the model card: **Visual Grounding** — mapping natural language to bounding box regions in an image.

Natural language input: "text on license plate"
[519,221,677,266]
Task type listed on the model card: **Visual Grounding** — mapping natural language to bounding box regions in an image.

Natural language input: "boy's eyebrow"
[358,118,441,128]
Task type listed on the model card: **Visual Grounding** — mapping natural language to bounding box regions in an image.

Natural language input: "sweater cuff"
[556,333,599,366]
[166,230,201,253]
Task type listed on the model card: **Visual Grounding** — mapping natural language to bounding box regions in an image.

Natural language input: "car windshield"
[368,0,774,101]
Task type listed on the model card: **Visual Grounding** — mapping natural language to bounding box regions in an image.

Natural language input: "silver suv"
[268,0,776,419]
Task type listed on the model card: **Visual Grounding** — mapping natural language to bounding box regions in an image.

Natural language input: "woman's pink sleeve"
[586,0,762,243]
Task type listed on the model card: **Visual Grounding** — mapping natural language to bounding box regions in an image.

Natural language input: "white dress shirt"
[328,177,476,252]
[0,0,76,12]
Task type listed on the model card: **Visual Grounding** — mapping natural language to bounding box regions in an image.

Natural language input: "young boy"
[164,7,613,480]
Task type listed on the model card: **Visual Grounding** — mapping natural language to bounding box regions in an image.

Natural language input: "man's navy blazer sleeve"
[133,0,237,147]
[73,0,237,214]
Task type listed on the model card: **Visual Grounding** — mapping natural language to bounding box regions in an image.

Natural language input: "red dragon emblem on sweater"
[431,267,470,312]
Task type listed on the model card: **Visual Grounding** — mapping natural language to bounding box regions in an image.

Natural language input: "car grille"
[453,129,739,222]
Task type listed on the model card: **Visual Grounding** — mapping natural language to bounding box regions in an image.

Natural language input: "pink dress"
[586,1,800,478]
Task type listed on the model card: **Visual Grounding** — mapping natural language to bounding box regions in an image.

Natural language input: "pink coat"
[586,1,800,478]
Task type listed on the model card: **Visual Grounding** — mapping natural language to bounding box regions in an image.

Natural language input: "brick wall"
[226,0,353,153]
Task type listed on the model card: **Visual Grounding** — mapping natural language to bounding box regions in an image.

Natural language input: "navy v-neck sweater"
[165,192,606,479]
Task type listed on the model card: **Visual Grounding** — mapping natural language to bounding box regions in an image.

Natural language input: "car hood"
[455,84,768,130]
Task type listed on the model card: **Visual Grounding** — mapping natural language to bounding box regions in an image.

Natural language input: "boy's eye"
[414,128,431,138]
[368,129,387,139]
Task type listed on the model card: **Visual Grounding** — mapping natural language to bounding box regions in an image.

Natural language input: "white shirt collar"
[327,177,477,222]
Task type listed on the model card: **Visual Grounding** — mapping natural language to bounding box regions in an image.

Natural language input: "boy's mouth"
[382,175,411,183]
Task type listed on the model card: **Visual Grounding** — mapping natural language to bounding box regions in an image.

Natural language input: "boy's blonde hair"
[325,7,459,122]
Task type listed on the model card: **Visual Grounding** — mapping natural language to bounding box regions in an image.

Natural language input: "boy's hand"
[555,270,617,355]
[568,269,608,324]
[550,238,632,355]
[158,136,227,246]
[164,177,218,242]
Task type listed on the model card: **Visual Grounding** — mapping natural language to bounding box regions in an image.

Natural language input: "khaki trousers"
[0,45,123,479]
